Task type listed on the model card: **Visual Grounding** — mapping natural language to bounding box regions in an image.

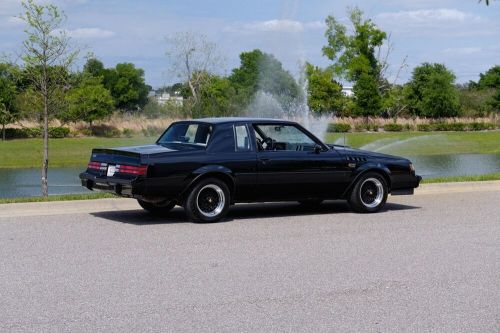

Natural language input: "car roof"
[181,117,298,125]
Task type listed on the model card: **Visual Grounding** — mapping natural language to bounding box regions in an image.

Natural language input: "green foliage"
[304,63,344,115]
[103,63,149,111]
[141,125,164,137]
[322,7,386,116]
[327,123,351,133]
[195,75,238,118]
[229,49,300,113]
[477,65,500,89]
[383,123,404,132]
[2,127,69,139]
[353,73,382,116]
[489,89,500,112]
[66,76,114,125]
[405,63,460,118]
[90,124,121,137]
[122,128,134,138]
[458,87,494,117]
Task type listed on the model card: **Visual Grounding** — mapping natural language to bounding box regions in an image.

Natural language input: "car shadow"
[90,201,420,225]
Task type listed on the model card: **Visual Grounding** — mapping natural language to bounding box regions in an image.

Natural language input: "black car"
[80,118,421,222]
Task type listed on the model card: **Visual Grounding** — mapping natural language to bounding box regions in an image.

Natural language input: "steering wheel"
[263,137,275,150]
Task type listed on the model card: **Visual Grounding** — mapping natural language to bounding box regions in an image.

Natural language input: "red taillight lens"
[88,161,107,171]
[116,164,148,176]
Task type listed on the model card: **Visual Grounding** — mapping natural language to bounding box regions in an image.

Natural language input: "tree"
[477,65,500,89]
[83,57,105,78]
[196,75,238,118]
[102,63,149,111]
[66,76,114,126]
[322,7,387,116]
[405,63,460,118]
[0,63,20,140]
[19,0,78,197]
[304,63,344,115]
[229,49,300,113]
[166,32,224,111]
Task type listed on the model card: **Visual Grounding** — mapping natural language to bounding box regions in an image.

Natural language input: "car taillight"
[88,161,107,171]
[116,164,148,176]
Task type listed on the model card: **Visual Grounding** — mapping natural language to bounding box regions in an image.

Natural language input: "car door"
[252,123,349,200]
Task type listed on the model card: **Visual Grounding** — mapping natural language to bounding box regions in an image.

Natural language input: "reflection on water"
[0,167,90,198]
[0,154,499,198]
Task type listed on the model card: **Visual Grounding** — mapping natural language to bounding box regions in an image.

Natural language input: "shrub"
[327,123,351,133]
[91,124,121,137]
[48,127,70,138]
[417,124,433,132]
[142,125,164,137]
[468,122,495,131]
[383,123,403,132]
[122,128,135,138]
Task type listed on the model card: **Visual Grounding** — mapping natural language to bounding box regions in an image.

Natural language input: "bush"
[142,125,164,137]
[417,124,433,132]
[91,124,121,137]
[2,127,69,139]
[327,123,351,133]
[48,127,70,138]
[122,128,135,138]
[383,123,403,132]
[468,122,495,131]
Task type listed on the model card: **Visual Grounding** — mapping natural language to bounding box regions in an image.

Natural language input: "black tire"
[298,199,324,208]
[348,172,388,213]
[137,199,176,215]
[184,178,231,223]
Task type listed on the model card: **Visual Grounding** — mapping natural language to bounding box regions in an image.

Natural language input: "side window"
[254,124,316,151]
[234,125,251,152]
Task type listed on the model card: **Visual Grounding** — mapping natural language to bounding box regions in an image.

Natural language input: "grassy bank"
[0,192,116,204]
[422,172,500,183]
[0,136,153,169]
[0,130,499,169]
[326,131,500,155]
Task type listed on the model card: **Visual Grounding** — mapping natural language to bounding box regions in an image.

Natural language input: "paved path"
[0,182,499,332]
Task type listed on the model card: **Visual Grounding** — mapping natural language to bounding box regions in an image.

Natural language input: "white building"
[157,92,183,106]
[341,86,354,97]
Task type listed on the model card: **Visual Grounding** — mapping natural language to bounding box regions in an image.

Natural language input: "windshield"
[158,123,212,149]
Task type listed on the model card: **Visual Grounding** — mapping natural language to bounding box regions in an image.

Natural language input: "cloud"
[442,47,482,55]
[0,16,24,28]
[227,19,324,34]
[376,8,498,36]
[64,28,115,39]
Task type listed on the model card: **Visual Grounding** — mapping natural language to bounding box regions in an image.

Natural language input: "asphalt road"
[1,183,499,332]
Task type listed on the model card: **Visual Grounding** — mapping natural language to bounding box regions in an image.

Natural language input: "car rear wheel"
[348,172,388,213]
[137,199,176,215]
[184,178,230,223]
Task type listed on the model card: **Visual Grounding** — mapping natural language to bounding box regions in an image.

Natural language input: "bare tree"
[19,0,78,197]
[165,32,224,110]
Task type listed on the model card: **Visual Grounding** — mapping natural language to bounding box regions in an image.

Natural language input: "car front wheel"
[184,178,230,223]
[348,173,388,213]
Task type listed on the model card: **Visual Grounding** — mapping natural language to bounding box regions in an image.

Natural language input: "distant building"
[341,86,354,97]
[156,92,183,106]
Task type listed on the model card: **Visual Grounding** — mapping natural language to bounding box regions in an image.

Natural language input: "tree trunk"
[41,94,49,198]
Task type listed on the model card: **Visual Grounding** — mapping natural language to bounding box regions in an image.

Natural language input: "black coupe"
[80,118,421,222]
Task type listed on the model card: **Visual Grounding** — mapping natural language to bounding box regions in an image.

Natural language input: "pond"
[0,153,499,198]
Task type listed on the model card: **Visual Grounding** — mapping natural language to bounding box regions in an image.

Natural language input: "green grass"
[0,192,116,204]
[0,136,153,169]
[325,131,500,155]
[422,172,500,184]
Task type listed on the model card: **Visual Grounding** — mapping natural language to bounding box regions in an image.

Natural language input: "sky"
[1,0,499,88]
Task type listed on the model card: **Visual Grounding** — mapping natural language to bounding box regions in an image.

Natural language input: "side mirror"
[314,144,322,154]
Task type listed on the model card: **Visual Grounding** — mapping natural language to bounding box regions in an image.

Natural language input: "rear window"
[158,123,212,149]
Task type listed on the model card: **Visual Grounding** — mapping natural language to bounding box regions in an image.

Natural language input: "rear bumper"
[79,172,142,197]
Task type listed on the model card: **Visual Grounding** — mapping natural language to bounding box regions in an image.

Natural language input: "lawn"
[0,136,153,169]
[325,131,500,156]
[0,131,499,169]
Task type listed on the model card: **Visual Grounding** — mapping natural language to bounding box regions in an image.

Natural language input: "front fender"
[342,163,392,197]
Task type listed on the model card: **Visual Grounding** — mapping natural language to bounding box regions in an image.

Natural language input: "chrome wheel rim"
[196,184,225,218]
[359,178,384,208]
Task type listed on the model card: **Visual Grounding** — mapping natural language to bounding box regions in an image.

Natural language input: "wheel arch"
[181,165,235,202]
[342,165,392,198]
